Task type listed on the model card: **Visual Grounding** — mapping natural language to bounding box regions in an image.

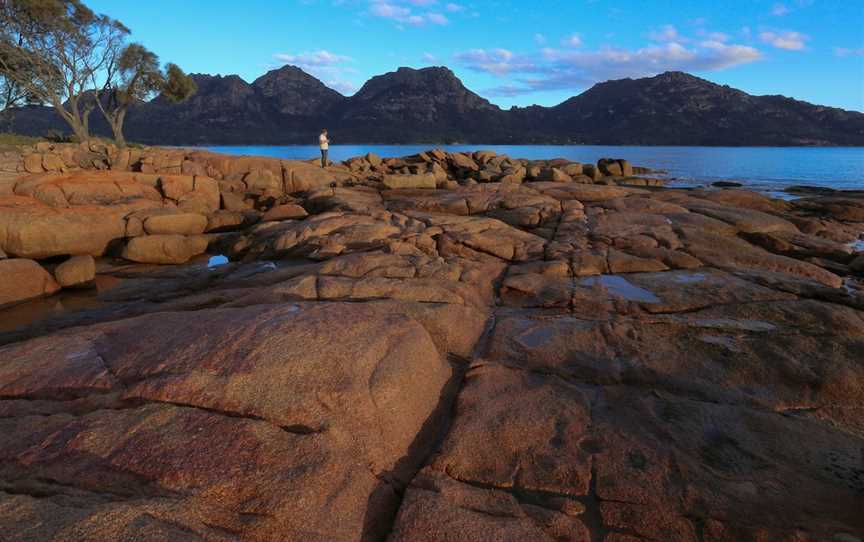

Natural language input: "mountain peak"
[252,65,345,116]
[253,65,324,86]
[357,66,462,91]
[351,65,494,108]
[652,71,706,82]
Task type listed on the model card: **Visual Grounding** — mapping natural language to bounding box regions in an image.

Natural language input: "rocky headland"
[11,68,864,146]
[0,141,863,541]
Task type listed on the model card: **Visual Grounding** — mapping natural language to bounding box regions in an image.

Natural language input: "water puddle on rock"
[208,254,230,268]
[0,275,122,333]
[844,278,863,297]
[579,275,661,303]
[766,191,801,201]
[669,272,707,284]
[698,334,744,353]
[849,239,864,253]
[516,326,557,349]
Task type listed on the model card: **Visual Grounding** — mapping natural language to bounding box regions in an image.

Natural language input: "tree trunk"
[65,113,90,142]
[110,108,127,147]
[52,98,91,142]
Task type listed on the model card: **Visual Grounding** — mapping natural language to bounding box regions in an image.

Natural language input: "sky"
[85,0,864,111]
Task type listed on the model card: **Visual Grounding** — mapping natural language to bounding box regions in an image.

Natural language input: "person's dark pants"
[321,149,328,167]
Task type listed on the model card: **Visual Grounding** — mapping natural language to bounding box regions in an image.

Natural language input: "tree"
[0,0,128,141]
[0,0,53,126]
[94,44,196,146]
[163,63,197,104]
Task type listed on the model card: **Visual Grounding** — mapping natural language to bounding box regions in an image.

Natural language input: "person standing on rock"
[319,129,329,167]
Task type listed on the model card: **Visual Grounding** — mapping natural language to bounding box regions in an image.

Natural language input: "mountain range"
[10,67,864,146]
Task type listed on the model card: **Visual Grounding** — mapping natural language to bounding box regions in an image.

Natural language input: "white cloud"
[370,2,410,19]
[649,24,680,42]
[759,30,808,50]
[835,47,864,57]
[564,33,583,47]
[274,50,351,66]
[422,52,437,62]
[699,30,729,42]
[453,48,535,75]
[426,12,449,24]
[369,0,456,26]
[327,80,360,94]
[456,37,762,96]
[534,33,547,45]
[771,3,789,16]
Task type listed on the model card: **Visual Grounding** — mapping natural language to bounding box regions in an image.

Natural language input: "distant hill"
[9,67,864,146]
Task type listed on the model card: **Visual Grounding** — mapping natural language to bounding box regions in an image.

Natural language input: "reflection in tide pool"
[208,255,229,268]
[0,275,122,333]
[580,275,662,304]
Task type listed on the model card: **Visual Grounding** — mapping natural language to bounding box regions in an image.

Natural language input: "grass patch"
[0,132,42,146]
[0,132,147,149]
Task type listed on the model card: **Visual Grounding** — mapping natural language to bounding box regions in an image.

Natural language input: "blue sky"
[86,0,864,111]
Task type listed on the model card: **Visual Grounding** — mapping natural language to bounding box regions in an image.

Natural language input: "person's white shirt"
[319,133,329,150]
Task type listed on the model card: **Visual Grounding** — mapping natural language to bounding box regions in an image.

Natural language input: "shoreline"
[0,142,863,540]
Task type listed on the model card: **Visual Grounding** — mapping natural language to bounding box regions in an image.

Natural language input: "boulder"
[582,163,602,181]
[221,191,250,211]
[244,169,282,193]
[158,174,195,200]
[22,154,43,173]
[382,173,437,190]
[679,227,843,288]
[532,182,635,202]
[262,203,308,222]
[537,167,571,183]
[178,176,220,214]
[366,152,382,167]
[14,171,162,206]
[0,302,451,540]
[0,195,135,258]
[598,158,632,177]
[53,255,96,287]
[143,212,208,235]
[474,150,497,164]
[560,162,583,177]
[0,258,60,306]
[41,153,64,172]
[284,162,338,192]
[793,197,864,222]
[121,234,209,264]
[449,152,479,172]
[206,210,255,232]
[685,204,799,234]
[497,166,526,184]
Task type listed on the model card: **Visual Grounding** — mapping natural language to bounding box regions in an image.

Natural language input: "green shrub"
[0,132,42,146]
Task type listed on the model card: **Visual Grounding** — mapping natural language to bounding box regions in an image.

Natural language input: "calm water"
[202,145,864,191]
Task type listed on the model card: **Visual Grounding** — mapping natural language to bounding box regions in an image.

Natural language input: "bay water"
[202,144,863,192]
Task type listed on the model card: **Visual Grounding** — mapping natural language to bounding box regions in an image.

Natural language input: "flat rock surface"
[0,150,862,541]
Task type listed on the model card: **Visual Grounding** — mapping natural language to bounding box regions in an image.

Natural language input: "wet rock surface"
[0,146,862,541]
